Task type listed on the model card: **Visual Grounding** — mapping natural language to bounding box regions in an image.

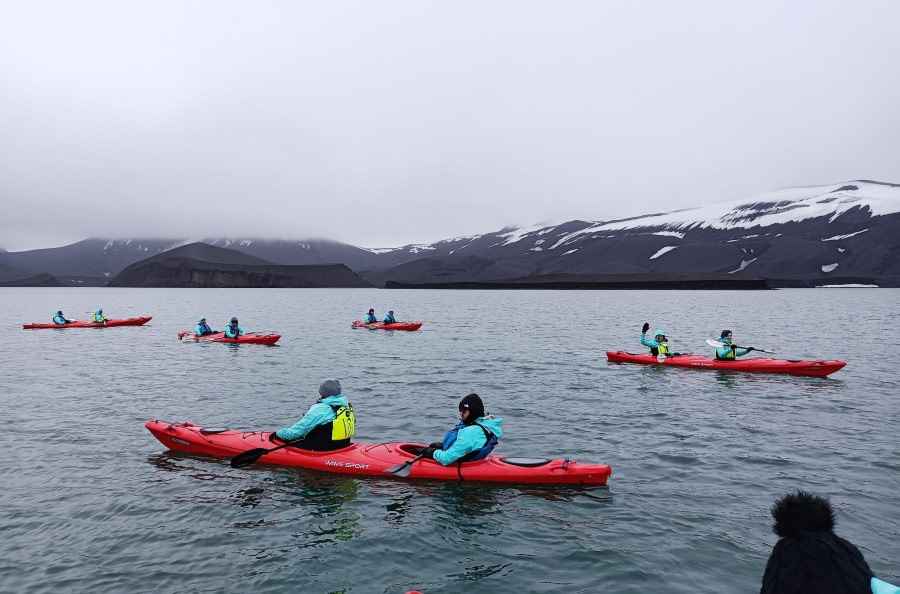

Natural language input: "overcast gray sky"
[2,1,899,251]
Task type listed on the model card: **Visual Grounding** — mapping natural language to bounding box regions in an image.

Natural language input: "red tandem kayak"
[146,420,611,485]
[606,351,846,377]
[352,320,423,331]
[23,316,152,330]
[178,331,281,345]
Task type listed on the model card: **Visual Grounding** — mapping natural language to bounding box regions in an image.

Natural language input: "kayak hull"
[23,316,152,330]
[177,331,281,345]
[352,321,423,331]
[606,351,846,377]
[145,420,611,486]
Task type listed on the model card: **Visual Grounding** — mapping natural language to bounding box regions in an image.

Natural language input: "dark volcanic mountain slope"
[107,243,373,288]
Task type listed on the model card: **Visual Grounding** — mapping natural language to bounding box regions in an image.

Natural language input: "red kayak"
[23,316,152,330]
[352,320,423,331]
[606,351,846,377]
[177,331,281,345]
[146,420,611,486]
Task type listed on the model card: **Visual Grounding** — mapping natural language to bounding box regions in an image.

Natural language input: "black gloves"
[422,447,439,459]
[428,442,443,449]
[269,432,280,442]
[747,347,755,352]
[642,322,650,333]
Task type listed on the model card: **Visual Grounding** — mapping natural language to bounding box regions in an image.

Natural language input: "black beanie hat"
[761,491,874,594]
[721,329,732,339]
[458,393,484,424]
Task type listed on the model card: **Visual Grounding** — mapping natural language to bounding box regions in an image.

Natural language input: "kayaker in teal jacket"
[224,317,244,339]
[421,393,502,465]
[92,308,108,323]
[715,330,752,360]
[382,310,397,324]
[364,309,377,324]
[53,310,71,325]
[640,322,677,356]
[274,379,355,451]
[194,317,216,336]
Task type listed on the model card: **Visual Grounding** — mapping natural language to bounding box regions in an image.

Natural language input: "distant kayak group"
[24,307,426,344]
[606,322,846,377]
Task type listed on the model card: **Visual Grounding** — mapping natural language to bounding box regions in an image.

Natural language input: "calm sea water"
[1,288,897,593]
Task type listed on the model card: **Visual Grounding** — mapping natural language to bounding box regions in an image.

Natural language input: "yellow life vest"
[331,404,355,440]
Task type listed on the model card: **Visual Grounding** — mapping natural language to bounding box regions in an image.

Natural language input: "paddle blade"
[384,452,426,477]
[656,353,666,363]
[384,461,412,477]
[230,448,269,468]
[706,339,726,348]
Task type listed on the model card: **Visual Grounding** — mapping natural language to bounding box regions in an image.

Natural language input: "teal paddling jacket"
[433,417,502,466]
[224,323,245,338]
[715,338,750,360]
[276,394,349,441]
[195,317,216,336]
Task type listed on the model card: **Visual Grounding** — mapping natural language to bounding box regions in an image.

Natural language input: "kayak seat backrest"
[500,457,551,467]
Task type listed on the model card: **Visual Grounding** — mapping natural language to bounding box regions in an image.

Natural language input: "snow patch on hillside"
[498,225,549,246]
[650,246,678,259]
[822,229,869,241]
[822,263,839,273]
[729,258,757,273]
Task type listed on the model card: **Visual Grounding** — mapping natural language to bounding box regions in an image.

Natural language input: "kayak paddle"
[384,452,428,478]
[230,436,306,468]
[705,339,776,354]
[657,353,666,363]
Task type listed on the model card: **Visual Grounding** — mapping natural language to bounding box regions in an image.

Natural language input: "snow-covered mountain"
[359,180,900,287]
[2,180,899,286]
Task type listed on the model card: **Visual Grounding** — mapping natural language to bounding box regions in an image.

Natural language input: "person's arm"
[432,427,486,466]
[640,333,659,348]
[735,347,751,357]
[275,403,331,441]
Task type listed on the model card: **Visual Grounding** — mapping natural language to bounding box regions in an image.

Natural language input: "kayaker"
[92,308,108,323]
[419,393,502,465]
[52,310,71,325]
[714,330,752,360]
[194,317,216,336]
[383,310,397,325]
[273,379,355,451]
[761,490,899,594]
[364,308,378,324]
[224,317,245,339]
[640,322,678,356]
